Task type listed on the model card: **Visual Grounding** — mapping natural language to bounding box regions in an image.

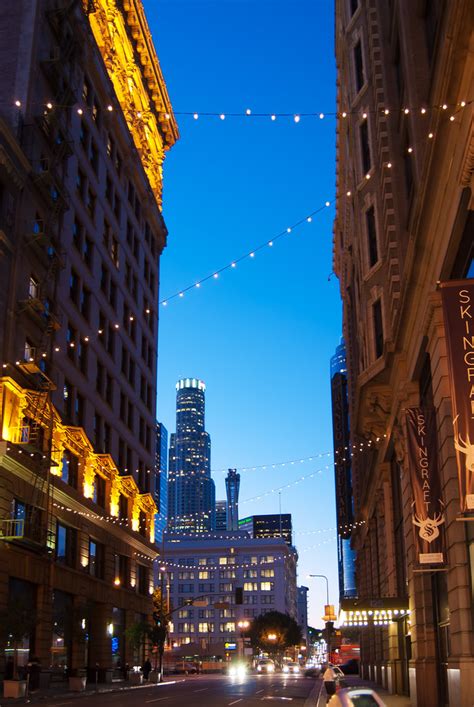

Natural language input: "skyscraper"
[225,468,240,531]
[330,341,356,600]
[167,378,215,532]
[155,422,168,543]
[215,500,227,531]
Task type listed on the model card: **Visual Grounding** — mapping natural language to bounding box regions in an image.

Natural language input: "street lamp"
[237,620,249,659]
[308,574,334,666]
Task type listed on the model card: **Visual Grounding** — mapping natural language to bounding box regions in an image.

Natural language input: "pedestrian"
[323,665,336,702]
[123,662,130,680]
[142,657,152,680]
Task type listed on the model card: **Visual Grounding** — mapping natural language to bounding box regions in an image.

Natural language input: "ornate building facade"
[334,1,473,705]
[0,0,177,682]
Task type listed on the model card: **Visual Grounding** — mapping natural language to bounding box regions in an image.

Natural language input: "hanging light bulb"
[294,115,300,123]
[193,113,199,120]
[271,114,276,121]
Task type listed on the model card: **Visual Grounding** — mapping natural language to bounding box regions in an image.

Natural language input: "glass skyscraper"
[330,341,357,599]
[155,422,168,543]
[167,378,216,532]
[225,468,240,531]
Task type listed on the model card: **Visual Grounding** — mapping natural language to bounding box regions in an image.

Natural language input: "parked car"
[328,687,386,706]
[256,659,275,673]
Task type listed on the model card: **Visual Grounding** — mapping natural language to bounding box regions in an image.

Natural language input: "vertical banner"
[440,280,474,514]
[406,407,445,566]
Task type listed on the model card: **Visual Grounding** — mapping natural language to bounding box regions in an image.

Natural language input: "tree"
[246,611,302,665]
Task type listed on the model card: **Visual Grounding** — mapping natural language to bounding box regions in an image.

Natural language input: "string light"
[159,198,335,306]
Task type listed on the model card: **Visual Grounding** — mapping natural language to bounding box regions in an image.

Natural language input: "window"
[244,582,258,591]
[219,622,235,633]
[119,494,128,522]
[260,555,274,564]
[28,276,39,299]
[56,523,76,567]
[354,40,364,93]
[89,539,105,579]
[366,206,378,267]
[219,583,233,592]
[243,595,258,604]
[243,569,257,578]
[260,582,274,591]
[373,299,384,359]
[117,554,130,587]
[261,569,275,578]
[61,449,78,488]
[93,475,106,508]
[198,622,214,633]
[359,119,371,175]
[261,596,275,604]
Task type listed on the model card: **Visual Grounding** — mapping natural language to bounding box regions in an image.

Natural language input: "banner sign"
[406,407,445,565]
[440,280,474,514]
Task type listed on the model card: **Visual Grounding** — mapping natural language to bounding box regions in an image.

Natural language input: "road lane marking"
[257,689,264,693]
[145,697,170,702]
[194,688,209,692]
[54,703,73,706]
[229,700,243,705]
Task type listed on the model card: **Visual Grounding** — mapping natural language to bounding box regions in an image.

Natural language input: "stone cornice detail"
[84,0,178,208]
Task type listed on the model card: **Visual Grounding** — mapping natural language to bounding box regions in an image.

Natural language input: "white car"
[328,687,386,706]
[256,659,275,673]
[282,662,301,674]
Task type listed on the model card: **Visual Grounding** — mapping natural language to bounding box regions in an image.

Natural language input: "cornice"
[84,0,178,208]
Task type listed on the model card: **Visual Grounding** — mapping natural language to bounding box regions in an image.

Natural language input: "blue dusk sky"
[143,0,341,628]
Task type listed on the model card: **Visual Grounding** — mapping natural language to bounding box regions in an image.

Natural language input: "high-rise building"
[0,0,176,678]
[334,1,473,703]
[163,534,298,655]
[238,514,293,546]
[215,500,227,531]
[155,422,168,543]
[330,341,356,600]
[168,378,215,532]
[225,468,240,531]
[297,586,309,649]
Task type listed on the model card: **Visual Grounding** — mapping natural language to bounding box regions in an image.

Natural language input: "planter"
[68,676,87,692]
[129,672,143,685]
[3,680,27,698]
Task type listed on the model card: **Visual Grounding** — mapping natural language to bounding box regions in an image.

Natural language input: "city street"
[37,674,321,707]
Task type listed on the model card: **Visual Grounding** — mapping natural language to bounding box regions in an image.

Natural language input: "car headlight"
[283,666,289,673]
[237,665,246,678]
[257,665,262,672]
[268,664,275,672]
[293,666,299,673]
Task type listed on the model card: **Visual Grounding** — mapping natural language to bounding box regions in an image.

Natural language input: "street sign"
[213,602,230,609]
[224,642,237,650]
[192,599,208,607]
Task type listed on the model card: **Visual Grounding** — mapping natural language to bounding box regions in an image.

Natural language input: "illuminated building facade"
[168,378,216,533]
[0,0,176,680]
[334,1,473,704]
[164,534,298,655]
[225,468,240,531]
[330,341,357,600]
[238,514,293,546]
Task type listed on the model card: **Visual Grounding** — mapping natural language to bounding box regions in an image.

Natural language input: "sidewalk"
[316,675,412,707]
[1,677,186,703]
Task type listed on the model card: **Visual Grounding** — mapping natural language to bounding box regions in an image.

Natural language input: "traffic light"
[153,611,161,627]
[322,621,334,642]
[235,587,243,605]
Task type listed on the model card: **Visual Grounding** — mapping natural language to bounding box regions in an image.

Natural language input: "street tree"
[246,611,302,664]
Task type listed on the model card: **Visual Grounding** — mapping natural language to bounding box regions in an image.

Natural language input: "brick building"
[334,0,473,705]
[0,0,177,682]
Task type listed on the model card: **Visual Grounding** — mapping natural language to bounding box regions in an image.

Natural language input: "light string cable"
[13,97,472,124]
[159,200,335,307]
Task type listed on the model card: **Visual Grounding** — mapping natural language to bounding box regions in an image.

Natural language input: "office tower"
[330,341,356,600]
[297,586,309,649]
[168,378,216,532]
[225,468,240,531]
[215,500,227,531]
[0,0,176,677]
[334,1,473,702]
[238,513,293,546]
[163,534,298,654]
[155,422,168,543]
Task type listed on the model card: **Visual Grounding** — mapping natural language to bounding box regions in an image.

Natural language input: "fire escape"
[0,0,83,552]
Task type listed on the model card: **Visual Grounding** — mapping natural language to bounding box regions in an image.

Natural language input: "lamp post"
[308,574,334,666]
[237,620,249,659]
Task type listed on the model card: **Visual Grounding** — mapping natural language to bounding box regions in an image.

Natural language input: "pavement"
[316,675,412,707]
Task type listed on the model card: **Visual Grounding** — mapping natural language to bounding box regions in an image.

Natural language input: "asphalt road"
[39,673,321,707]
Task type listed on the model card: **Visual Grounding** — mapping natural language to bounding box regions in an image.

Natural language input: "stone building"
[334,1,473,705]
[0,0,177,681]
